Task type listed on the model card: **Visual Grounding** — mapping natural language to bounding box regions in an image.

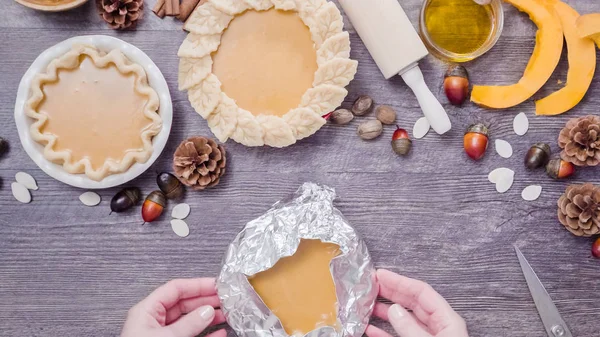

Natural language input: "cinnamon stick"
[171,0,180,16]
[165,0,174,16]
[152,0,166,18]
[178,0,202,22]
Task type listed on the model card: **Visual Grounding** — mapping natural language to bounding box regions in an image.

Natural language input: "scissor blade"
[514,246,572,337]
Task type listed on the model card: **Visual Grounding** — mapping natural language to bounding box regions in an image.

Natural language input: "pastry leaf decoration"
[314,59,358,87]
[178,34,222,59]
[300,84,348,115]
[317,32,351,65]
[283,108,326,140]
[188,74,222,119]
[184,3,233,35]
[178,56,213,91]
[232,109,265,146]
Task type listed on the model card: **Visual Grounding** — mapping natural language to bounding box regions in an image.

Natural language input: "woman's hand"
[366,269,469,337]
[121,278,226,337]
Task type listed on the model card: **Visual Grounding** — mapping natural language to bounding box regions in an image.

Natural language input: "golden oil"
[422,0,497,61]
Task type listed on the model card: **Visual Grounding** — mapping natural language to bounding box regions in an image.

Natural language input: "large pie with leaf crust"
[178,0,357,147]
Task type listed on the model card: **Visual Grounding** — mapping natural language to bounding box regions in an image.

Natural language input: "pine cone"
[557,183,600,237]
[96,0,143,30]
[558,115,600,167]
[173,136,226,191]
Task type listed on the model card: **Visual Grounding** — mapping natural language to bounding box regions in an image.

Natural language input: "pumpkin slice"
[471,0,563,109]
[535,1,596,116]
[576,13,600,47]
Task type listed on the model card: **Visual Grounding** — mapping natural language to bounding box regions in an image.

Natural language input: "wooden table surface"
[1,0,600,336]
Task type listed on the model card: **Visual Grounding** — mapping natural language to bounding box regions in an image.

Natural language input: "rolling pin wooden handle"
[401,66,452,135]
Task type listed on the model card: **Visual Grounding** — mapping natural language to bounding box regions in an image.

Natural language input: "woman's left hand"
[121,278,226,337]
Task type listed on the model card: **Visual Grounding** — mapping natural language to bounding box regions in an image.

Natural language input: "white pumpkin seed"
[79,191,101,206]
[495,139,513,158]
[15,172,38,190]
[495,170,515,193]
[513,112,529,136]
[488,167,513,183]
[413,117,430,139]
[521,185,542,201]
[11,182,31,204]
[171,219,190,238]
[172,203,191,220]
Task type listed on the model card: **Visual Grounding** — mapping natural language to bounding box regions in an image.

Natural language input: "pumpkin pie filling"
[37,55,155,170]
[212,9,318,117]
[248,239,341,336]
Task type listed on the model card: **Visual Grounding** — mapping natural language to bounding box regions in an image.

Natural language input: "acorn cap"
[532,143,551,156]
[124,187,141,204]
[445,64,469,80]
[145,190,167,207]
[392,138,412,156]
[465,124,488,136]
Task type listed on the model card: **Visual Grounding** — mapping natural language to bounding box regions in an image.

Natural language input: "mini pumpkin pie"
[178,0,357,147]
[248,239,342,335]
[26,44,162,181]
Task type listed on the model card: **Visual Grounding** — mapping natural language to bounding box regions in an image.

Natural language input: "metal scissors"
[514,246,573,337]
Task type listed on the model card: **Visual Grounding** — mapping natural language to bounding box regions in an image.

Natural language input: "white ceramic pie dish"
[14,35,173,189]
[14,0,89,12]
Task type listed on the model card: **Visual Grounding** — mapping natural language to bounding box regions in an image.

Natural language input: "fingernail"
[388,304,404,321]
[199,306,215,320]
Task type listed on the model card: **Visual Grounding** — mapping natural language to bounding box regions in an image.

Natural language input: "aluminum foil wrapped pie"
[217,183,377,337]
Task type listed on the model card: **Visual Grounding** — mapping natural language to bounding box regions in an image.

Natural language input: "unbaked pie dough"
[178,0,357,147]
[26,44,162,181]
[248,239,341,335]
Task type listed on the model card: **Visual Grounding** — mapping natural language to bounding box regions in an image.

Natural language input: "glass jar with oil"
[419,0,504,62]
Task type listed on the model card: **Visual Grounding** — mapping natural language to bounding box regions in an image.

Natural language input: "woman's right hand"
[366,269,469,337]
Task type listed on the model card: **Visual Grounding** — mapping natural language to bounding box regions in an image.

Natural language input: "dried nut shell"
[392,139,412,156]
[357,120,383,140]
[330,109,354,125]
[375,105,397,125]
[352,95,374,116]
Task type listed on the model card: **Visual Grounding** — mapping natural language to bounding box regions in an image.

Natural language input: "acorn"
[464,124,488,160]
[0,137,7,158]
[391,126,411,156]
[110,187,141,214]
[142,191,167,224]
[592,237,600,259]
[546,159,575,179]
[444,64,469,106]
[157,172,184,199]
[524,143,551,169]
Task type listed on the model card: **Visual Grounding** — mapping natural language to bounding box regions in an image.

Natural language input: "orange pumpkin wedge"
[576,13,600,47]
[535,1,596,116]
[471,0,563,109]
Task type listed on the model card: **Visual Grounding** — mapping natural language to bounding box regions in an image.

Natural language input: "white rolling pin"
[338,0,452,135]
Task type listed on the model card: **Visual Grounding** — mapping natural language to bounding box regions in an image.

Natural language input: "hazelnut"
[330,109,354,125]
[357,120,383,140]
[375,105,397,125]
[352,95,374,116]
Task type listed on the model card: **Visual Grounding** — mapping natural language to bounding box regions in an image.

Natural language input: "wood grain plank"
[1,1,600,337]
